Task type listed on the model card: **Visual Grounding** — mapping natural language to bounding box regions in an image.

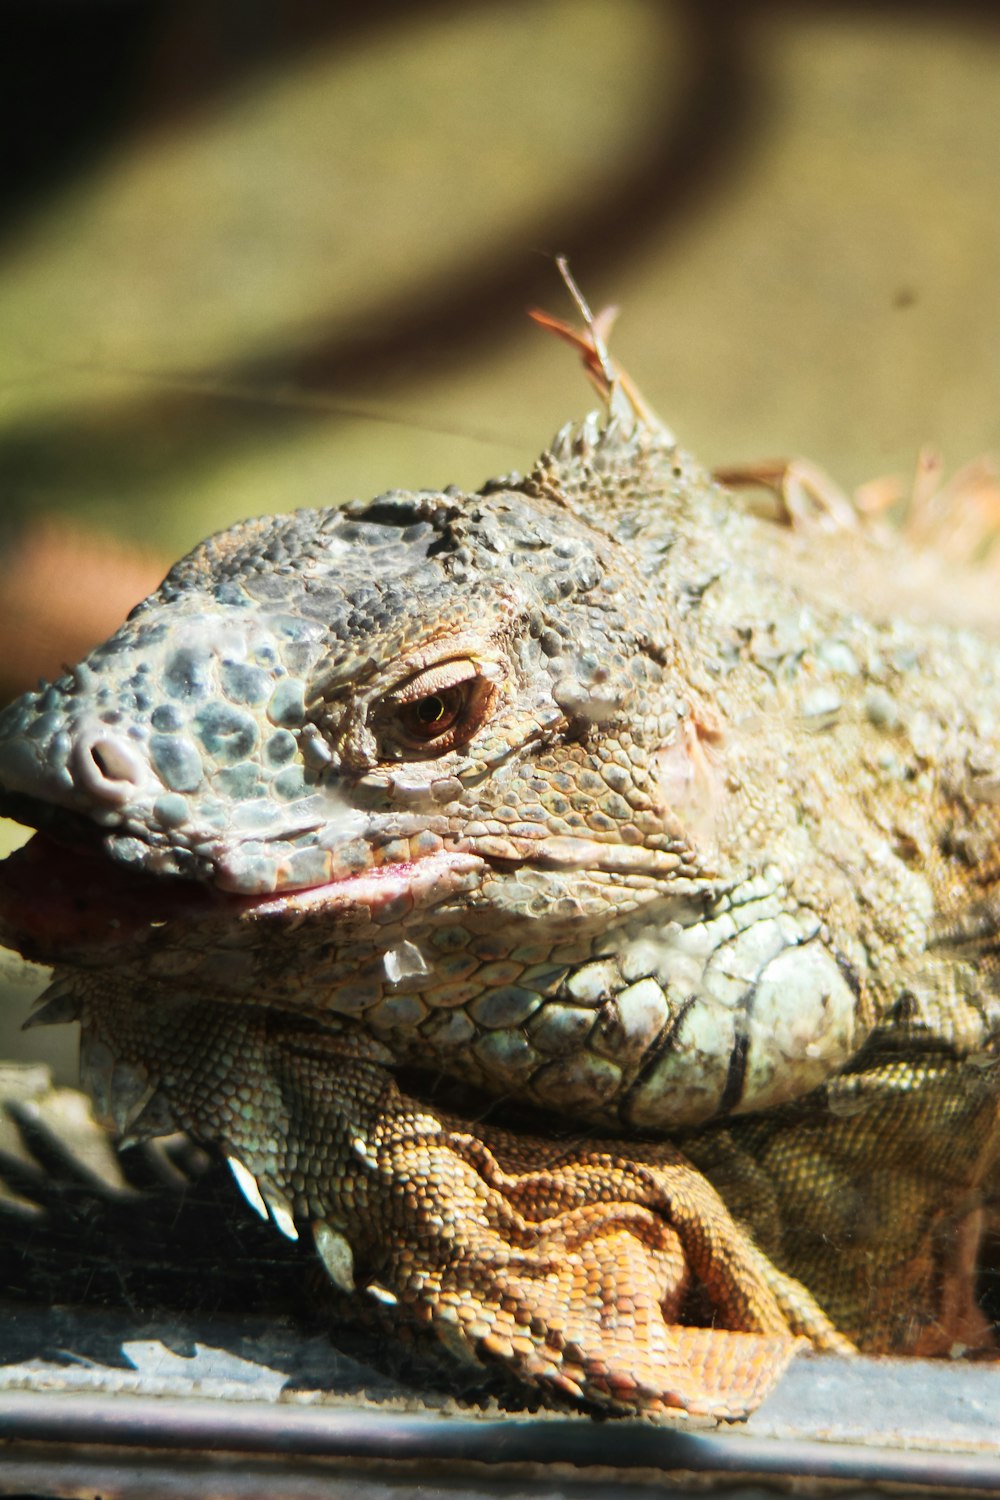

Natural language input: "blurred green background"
[1,0,999,1079]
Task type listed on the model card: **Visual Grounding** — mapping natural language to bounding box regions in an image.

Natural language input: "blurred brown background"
[1,0,999,1077]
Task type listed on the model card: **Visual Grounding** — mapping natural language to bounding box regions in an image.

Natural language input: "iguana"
[0,278,997,1422]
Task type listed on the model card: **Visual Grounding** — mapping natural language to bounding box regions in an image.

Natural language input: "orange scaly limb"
[77,984,844,1421]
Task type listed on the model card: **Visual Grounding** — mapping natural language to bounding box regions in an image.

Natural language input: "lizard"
[0,274,997,1422]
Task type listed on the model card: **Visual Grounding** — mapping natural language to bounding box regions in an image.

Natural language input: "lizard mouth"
[0,824,482,967]
[0,832,221,957]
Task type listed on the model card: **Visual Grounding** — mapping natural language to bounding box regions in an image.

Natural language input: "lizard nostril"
[89,738,139,783]
[90,744,114,780]
[72,732,145,806]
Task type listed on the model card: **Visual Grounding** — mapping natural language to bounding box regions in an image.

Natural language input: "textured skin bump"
[0,372,999,1417]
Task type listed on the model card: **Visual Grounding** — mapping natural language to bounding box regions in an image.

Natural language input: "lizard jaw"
[0,828,484,967]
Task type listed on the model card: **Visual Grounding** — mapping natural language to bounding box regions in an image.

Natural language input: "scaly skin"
[0,331,997,1417]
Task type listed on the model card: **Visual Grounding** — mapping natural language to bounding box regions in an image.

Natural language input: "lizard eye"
[399,686,466,741]
[382,659,498,756]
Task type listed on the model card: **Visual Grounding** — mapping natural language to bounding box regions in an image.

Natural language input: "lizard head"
[0,419,725,1038]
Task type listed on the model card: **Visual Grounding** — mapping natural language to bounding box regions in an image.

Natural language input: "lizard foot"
[76,992,849,1420]
[300,1054,850,1419]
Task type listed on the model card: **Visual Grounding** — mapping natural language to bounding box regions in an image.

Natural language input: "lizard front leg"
[78,979,849,1422]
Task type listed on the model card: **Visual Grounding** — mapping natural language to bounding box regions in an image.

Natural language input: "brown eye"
[382,658,499,756]
[400,686,465,741]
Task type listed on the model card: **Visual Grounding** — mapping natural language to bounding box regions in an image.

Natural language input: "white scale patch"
[617,874,861,1127]
[383,940,429,984]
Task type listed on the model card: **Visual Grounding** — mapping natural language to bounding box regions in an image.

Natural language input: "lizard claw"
[314,1218,356,1292]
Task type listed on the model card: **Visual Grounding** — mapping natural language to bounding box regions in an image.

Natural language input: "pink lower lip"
[238,851,483,916]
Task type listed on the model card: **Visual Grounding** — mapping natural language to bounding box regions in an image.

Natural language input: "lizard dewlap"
[0,301,997,1420]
